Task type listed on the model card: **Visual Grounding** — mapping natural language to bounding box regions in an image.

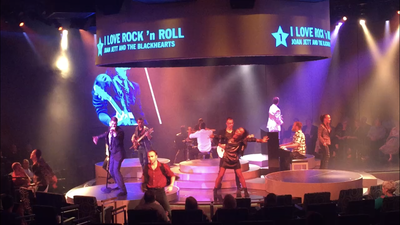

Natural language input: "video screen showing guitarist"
[92,67,146,126]
[131,118,153,169]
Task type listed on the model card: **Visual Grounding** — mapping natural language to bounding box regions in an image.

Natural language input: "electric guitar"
[93,85,136,125]
[130,128,154,150]
[217,146,225,158]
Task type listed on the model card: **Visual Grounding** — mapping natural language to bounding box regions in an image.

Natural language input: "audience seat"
[214,208,249,223]
[290,218,307,225]
[345,199,375,218]
[128,209,159,225]
[32,205,75,225]
[381,196,400,213]
[300,192,331,211]
[171,209,203,224]
[263,205,295,222]
[336,214,370,225]
[337,188,363,213]
[380,210,399,225]
[367,185,382,200]
[306,202,337,225]
[73,195,102,223]
[236,198,252,209]
[237,220,274,225]
[277,194,293,206]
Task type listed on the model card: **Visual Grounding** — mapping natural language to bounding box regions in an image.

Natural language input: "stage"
[65,155,386,223]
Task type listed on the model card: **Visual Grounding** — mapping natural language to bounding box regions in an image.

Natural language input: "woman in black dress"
[213,127,268,198]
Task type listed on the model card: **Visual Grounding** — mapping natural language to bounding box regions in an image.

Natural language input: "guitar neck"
[136,129,153,143]
[94,84,123,115]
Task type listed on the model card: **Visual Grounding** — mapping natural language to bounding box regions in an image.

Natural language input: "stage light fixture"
[19,22,24,27]
[58,26,63,31]
[398,10,400,15]
[359,19,366,25]
[61,30,68,50]
[338,22,343,27]
[342,16,347,21]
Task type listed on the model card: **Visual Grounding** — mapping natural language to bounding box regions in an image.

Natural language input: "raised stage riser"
[171,165,261,181]
[176,177,266,190]
[179,159,250,174]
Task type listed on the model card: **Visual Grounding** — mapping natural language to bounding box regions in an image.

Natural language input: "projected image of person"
[213,128,269,199]
[92,67,146,126]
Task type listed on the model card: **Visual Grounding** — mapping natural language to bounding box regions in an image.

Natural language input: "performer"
[189,122,213,159]
[186,126,198,160]
[131,118,152,169]
[174,125,189,163]
[267,97,284,139]
[93,117,127,196]
[193,118,204,131]
[214,128,269,198]
[280,121,307,170]
[30,149,58,192]
[280,121,307,157]
[315,114,332,169]
[379,124,399,162]
[141,150,175,216]
[215,118,242,196]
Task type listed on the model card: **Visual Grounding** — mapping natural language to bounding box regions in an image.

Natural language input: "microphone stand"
[101,155,112,193]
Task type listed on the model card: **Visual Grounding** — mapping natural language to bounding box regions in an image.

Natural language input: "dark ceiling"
[1,0,399,31]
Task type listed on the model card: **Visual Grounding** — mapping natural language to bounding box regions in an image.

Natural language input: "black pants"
[141,188,171,216]
[319,145,330,169]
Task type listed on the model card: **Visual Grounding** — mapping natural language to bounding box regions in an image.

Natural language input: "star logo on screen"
[97,38,104,56]
[272,26,289,47]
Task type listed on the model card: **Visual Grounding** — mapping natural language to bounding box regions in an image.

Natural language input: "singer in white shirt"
[267,97,284,135]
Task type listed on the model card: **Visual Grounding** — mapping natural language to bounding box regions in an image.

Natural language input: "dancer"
[93,117,127,196]
[213,127,269,198]
[379,124,399,162]
[267,97,284,139]
[215,118,242,196]
[315,114,332,169]
[30,149,57,192]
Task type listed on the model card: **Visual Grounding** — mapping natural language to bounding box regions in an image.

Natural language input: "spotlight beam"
[144,68,162,124]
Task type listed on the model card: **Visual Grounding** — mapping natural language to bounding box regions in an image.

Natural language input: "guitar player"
[131,118,153,170]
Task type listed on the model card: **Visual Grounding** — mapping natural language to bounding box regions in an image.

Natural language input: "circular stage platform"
[95,158,170,184]
[265,169,364,201]
[66,183,179,223]
[66,183,179,204]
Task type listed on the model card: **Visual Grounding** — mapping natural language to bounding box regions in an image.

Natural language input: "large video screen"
[95,0,331,67]
[92,67,147,126]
